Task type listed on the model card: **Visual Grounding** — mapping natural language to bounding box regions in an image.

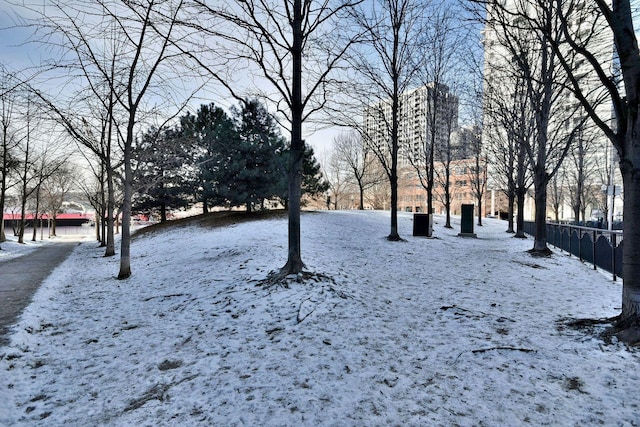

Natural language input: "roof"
[2,212,93,221]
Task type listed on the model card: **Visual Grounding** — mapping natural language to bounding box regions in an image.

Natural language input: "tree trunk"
[101,204,107,246]
[0,148,6,243]
[388,43,400,241]
[477,200,483,226]
[445,202,451,228]
[389,169,399,240]
[31,186,40,241]
[531,171,550,254]
[620,163,640,324]
[280,0,305,274]
[617,94,640,328]
[514,189,526,238]
[104,152,116,256]
[161,201,167,222]
[506,192,515,233]
[427,142,434,221]
[444,171,452,228]
[117,117,134,279]
[18,209,25,243]
[388,97,400,239]
[98,169,105,244]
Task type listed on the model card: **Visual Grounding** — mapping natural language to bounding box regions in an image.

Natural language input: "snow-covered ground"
[0,234,53,261]
[0,210,637,426]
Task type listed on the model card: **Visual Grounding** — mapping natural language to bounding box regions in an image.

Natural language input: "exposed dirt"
[133,210,290,239]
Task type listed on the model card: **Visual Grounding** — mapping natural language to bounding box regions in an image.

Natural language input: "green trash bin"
[459,204,477,238]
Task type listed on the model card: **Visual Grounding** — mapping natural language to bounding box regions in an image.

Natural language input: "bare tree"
[432,88,460,229]
[18,0,199,278]
[410,4,465,230]
[548,170,565,222]
[484,67,534,236]
[15,97,37,244]
[14,99,65,244]
[32,79,122,256]
[322,149,350,210]
[76,168,106,244]
[189,0,364,277]
[484,1,585,254]
[479,0,640,339]
[347,0,425,240]
[332,131,382,210]
[29,148,67,241]
[0,68,22,245]
[565,121,605,223]
[461,125,487,226]
[42,165,74,237]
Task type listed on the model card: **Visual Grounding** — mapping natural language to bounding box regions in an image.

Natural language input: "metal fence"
[523,221,623,281]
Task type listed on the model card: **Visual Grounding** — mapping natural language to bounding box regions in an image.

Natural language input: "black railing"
[523,221,623,281]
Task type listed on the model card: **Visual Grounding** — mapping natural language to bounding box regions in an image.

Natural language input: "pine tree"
[133,127,193,222]
[225,100,286,212]
[181,103,236,213]
[275,143,329,208]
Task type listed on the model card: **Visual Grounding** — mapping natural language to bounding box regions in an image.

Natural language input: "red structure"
[3,212,92,227]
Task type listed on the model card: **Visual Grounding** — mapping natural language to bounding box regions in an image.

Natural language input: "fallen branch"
[142,293,188,302]
[440,305,515,323]
[124,374,197,412]
[451,346,536,365]
[297,297,317,323]
[471,347,536,354]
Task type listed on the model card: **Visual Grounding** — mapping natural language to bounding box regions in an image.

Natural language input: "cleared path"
[0,241,77,346]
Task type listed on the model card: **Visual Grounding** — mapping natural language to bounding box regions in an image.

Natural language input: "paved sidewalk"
[0,242,77,346]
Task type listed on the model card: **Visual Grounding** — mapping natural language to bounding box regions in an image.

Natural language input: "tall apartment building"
[363,84,487,214]
[482,0,621,224]
[363,83,459,168]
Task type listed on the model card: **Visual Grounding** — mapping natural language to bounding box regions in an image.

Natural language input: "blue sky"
[1,1,637,155]
[0,2,45,72]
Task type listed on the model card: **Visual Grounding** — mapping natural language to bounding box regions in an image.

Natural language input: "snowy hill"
[1,210,637,425]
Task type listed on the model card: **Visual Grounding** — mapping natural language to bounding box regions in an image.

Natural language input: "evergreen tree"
[302,145,330,200]
[133,127,192,222]
[181,103,236,212]
[275,143,330,208]
[180,100,326,213]
[226,100,286,212]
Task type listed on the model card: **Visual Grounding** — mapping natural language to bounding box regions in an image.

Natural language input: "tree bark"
[0,139,7,243]
[444,165,452,228]
[506,191,515,233]
[105,161,116,256]
[531,169,550,254]
[620,160,640,323]
[160,201,167,222]
[31,186,40,241]
[514,188,526,238]
[117,116,134,280]
[104,79,116,257]
[280,0,305,274]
